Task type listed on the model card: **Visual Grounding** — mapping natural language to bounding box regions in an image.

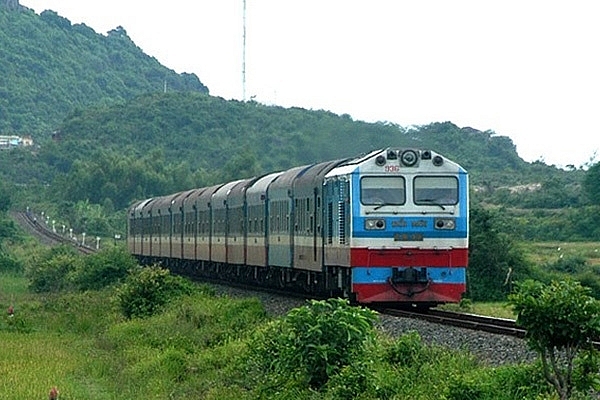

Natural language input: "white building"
[0,135,33,150]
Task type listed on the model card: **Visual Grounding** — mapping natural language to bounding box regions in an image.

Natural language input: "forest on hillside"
[0,6,207,134]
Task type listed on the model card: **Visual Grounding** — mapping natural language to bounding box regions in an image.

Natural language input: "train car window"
[413,176,458,205]
[360,176,405,205]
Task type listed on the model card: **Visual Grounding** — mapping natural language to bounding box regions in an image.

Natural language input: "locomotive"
[127,148,468,306]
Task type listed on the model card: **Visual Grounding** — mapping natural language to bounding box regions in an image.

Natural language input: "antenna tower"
[242,0,247,101]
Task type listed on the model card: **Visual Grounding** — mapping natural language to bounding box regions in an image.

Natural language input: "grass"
[0,272,267,399]
[522,241,600,266]
[441,301,517,319]
[0,332,98,400]
[0,272,28,299]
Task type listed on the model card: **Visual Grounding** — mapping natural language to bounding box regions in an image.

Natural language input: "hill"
[0,2,208,134]
[1,92,584,213]
[0,0,578,197]
[24,92,560,185]
[0,1,595,242]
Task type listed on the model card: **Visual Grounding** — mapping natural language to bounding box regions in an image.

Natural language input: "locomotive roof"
[324,148,466,178]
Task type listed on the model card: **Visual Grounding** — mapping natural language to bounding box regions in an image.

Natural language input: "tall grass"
[0,272,559,399]
[0,332,104,400]
[0,272,28,298]
[523,241,600,266]
[0,272,267,399]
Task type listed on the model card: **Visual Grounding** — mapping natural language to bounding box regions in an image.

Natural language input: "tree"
[583,161,600,205]
[217,150,262,183]
[509,279,600,400]
[467,206,530,300]
[0,180,11,212]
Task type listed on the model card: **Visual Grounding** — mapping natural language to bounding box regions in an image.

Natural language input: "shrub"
[0,253,23,274]
[446,374,487,400]
[468,206,531,301]
[384,330,424,366]
[575,271,600,300]
[509,279,600,399]
[27,248,82,293]
[573,349,600,394]
[72,245,137,290]
[0,313,31,333]
[490,363,551,399]
[115,265,194,319]
[246,298,378,390]
[324,360,374,399]
[546,255,587,274]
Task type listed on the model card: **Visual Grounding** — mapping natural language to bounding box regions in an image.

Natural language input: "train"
[127,147,469,307]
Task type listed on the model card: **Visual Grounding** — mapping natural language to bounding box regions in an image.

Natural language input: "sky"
[21,0,599,168]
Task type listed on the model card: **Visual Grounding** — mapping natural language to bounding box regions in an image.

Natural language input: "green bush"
[384,330,424,366]
[246,298,378,390]
[72,245,137,290]
[490,363,551,400]
[468,206,531,301]
[573,349,600,393]
[0,215,16,243]
[446,373,487,400]
[26,246,82,293]
[546,255,587,274]
[324,360,374,399]
[0,253,23,274]
[115,265,194,319]
[25,244,137,293]
[509,279,600,399]
[0,313,31,333]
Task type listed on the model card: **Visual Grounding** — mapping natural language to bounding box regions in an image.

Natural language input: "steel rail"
[377,307,600,350]
[12,211,96,255]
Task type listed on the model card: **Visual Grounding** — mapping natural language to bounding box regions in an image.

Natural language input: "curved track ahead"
[10,211,96,255]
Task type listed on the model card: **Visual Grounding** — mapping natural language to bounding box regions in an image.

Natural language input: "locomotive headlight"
[434,218,456,230]
[400,150,418,167]
[365,218,386,230]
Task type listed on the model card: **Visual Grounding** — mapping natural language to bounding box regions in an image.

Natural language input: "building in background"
[0,135,33,150]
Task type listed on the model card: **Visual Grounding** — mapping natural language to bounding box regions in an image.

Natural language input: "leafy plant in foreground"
[246,298,378,390]
[509,279,600,399]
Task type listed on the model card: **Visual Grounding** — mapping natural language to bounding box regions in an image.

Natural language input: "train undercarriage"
[134,256,355,302]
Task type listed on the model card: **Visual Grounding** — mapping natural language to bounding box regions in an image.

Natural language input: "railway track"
[376,307,526,338]
[377,307,600,350]
[11,211,96,255]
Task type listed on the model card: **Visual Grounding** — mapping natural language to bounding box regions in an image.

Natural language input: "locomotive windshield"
[413,176,458,205]
[360,176,405,205]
